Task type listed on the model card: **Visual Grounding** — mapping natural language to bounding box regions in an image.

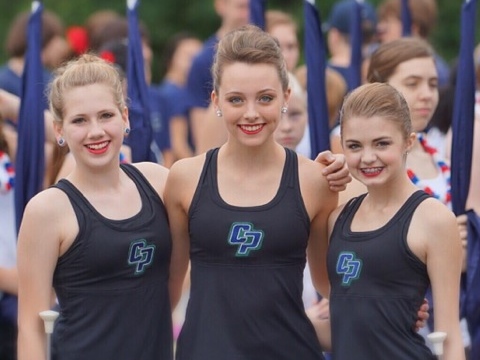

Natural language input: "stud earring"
[124,127,131,135]
[216,109,223,117]
[57,137,66,147]
[281,107,288,114]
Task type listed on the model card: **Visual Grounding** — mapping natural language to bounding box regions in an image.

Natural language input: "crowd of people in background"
[0,0,478,359]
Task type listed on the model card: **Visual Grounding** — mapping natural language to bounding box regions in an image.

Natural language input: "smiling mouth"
[361,167,383,175]
[86,141,109,151]
[239,124,264,134]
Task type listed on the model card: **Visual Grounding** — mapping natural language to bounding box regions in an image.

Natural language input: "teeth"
[87,142,108,150]
[240,124,262,131]
[362,167,381,174]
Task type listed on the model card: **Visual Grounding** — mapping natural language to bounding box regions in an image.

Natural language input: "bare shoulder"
[297,155,329,188]
[297,155,338,218]
[131,162,169,199]
[414,197,457,227]
[410,196,459,246]
[24,187,70,220]
[165,153,207,205]
[168,153,206,185]
[20,187,73,242]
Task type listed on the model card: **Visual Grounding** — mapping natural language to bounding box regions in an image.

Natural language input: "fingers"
[314,150,335,165]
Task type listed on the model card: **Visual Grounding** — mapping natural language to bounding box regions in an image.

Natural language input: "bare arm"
[17,190,68,360]
[305,298,332,351]
[413,200,465,360]
[164,158,200,309]
[301,158,339,298]
[0,89,56,145]
[0,267,17,295]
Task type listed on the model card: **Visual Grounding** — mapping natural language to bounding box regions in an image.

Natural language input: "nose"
[243,104,259,122]
[418,82,435,100]
[88,120,106,138]
[361,148,377,164]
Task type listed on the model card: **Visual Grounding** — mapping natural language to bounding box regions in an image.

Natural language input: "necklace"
[0,151,15,193]
[407,133,451,206]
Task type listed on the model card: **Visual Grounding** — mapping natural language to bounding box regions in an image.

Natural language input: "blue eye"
[346,143,360,150]
[101,112,114,119]
[71,117,85,124]
[259,95,273,103]
[377,141,391,148]
[228,97,242,104]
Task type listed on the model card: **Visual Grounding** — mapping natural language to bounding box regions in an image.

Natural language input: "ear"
[406,132,416,152]
[211,90,219,110]
[284,86,292,106]
[53,121,63,141]
[122,106,130,130]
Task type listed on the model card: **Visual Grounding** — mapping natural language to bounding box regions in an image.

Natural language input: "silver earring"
[125,127,130,135]
[216,109,223,117]
[281,107,288,114]
[57,137,66,147]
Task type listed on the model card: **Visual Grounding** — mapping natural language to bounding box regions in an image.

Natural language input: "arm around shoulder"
[299,158,338,298]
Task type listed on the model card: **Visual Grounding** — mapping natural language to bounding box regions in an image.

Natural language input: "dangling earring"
[57,137,66,147]
[281,106,288,114]
[216,109,223,117]
[124,127,131,135]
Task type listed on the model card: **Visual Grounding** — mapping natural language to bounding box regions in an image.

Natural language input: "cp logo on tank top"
[228,222,264,257]
[128,239,156,275]
[336,252,363,286]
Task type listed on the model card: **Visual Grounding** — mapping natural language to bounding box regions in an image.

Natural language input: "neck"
[364,173,418,209]
[68,161,122,192]
[220,139,283,170]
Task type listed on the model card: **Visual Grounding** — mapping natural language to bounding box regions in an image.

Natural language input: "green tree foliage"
[0,0,478,83]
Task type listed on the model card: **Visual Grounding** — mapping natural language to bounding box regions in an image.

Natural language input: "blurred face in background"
[377,15,402,43]
[386,57,438,132]
[269,23,300,72]
[216,0,251,31]
[173,38,202,83]
[274,92,307,150]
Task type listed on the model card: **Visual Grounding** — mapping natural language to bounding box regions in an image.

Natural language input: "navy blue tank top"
[176,148,325,360]
[327,190,434,360]
[51,164,173,360]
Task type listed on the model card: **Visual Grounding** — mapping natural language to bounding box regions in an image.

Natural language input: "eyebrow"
[344,136,393,143]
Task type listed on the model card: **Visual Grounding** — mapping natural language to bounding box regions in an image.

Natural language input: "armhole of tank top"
[188,148,217,218]
[287,149,310,228]
[53,180,86,262]
[400,190,431,270]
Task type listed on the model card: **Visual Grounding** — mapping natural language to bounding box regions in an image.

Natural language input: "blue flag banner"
[304,0,331,156]
[126,0,154,162]
[15,1,45,233]
[451,0,476,216]
[250,0,267,30]
[465,211,480,359]
[451,0,479,357]
[400,0,412,37]
[348,0,363,91]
